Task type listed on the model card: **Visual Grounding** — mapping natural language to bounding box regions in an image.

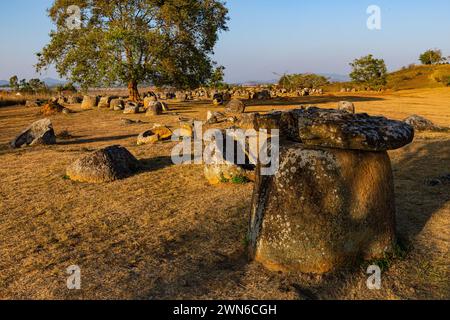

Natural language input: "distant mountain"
[42,77,67,87]
[318,73,350,83]
[237,73,349,86]
[0,80,9,87]
[238,79,278,86]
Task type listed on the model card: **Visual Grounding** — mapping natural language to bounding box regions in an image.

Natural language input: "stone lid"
[254,107,415,151]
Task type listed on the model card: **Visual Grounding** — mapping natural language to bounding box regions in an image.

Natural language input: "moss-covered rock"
[249,142,397,274]
[66,146,140,183]
[254,107,415,151]
[11,118,56,148]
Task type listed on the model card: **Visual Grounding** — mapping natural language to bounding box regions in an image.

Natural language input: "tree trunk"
[128,80,140,102]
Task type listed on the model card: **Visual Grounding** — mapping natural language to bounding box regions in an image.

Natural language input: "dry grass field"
[0,88,449,300]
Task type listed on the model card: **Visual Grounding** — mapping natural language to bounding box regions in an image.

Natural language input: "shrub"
[56,82,78,94]
[231,175,250,184]
[431,70,450,85]
[278,73,329,90]
[349,54,387,89]
[419,49,446,65]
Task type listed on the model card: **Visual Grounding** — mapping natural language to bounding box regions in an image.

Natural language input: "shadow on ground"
[138,156,174,174]
[244,95,385,108]
[290,139,450,299]
[58,134,137,145]
[130,138,449,300]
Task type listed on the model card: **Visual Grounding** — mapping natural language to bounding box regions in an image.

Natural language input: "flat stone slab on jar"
[66,145,140,183]
[248,141,397,274]
[255,107,415,151]
[10,118,56,148]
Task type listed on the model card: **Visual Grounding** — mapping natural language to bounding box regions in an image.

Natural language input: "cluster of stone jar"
[245,107,415,274]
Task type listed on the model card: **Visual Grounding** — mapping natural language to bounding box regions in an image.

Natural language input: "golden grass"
[325,64,450,92]
[0,88,448,299]
[0,92,53,108]
[387,64,450,90]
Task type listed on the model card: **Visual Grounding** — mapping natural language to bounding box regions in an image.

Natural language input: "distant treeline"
[278,74,330,90]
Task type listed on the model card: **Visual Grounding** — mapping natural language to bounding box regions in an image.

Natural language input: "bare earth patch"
[0,88,449,300]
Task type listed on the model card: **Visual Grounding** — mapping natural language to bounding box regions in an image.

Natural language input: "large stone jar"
[248,108,415,274]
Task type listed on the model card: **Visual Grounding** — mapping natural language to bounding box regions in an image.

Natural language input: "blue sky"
[1,0,450,82]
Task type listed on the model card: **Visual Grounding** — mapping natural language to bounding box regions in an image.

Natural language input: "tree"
[36,0,229,100]
[278,73,329,90]
[19,79,33,93]
[9,76,19,91]
[209,65,225,89]
[56,82,78,94]
[28,79,48,93]
[349,54,387,89]
[419,49,445,65]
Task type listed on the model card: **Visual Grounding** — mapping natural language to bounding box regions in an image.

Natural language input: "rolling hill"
[326,64,450,92]
[386,64,450,90]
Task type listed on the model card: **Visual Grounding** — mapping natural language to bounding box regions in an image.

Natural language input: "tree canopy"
[278,73,329,90]
[419,49,446,65]
[349,54,387,89]
[8,77,48,93]
[208,65,226,89]
[36,0,229,100]
[9,76,19,91]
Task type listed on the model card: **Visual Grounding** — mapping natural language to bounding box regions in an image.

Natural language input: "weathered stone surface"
[67,96,82,104]
[223,92,232,101]
[237,112,259,129]
[248,142,396,274]
[428,174,450,187]
[254,112,284,132]
[206,111,226,124]
[297,108,414,151]
[151,125,173,140]
[254,108,415,151]
[110,99,124,111]
[137,125,172,145]
[253,90,271,100]
[41,101,66,116]
[205,162,253,185]
[81,96,98,110]
[123,102,140,114]
[144,91,158,99]
[137,131,160,145]
[98,96,114,108]
[204,130,255,185]
[66,146,140,183]
[146,101,163,116]
[56,96,67,105]
[337,101,355,114]
[404,115,441,131]
[143,96,158,109]
[225,99,246,114]
[11,118,56,148]
[213,93,224,106]
[178,122,194,137]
